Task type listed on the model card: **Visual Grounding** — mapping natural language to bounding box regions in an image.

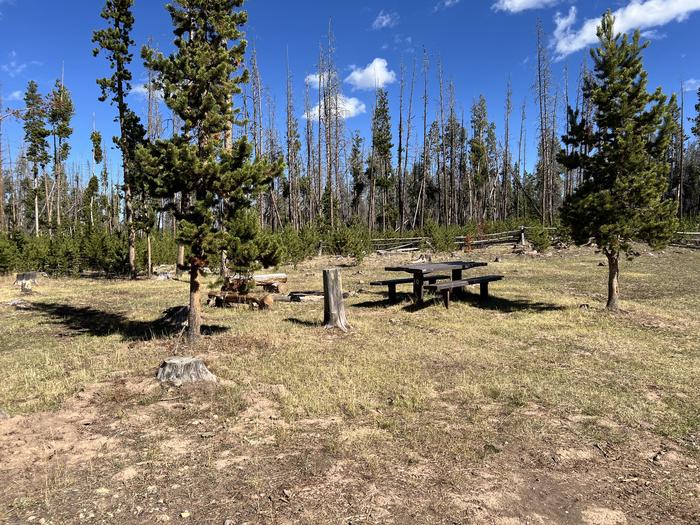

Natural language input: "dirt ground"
[0,245,698,524]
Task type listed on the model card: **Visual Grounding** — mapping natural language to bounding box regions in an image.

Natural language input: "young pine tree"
[139,0,281,342]
[559,12,678,310]
[23,81,50,237]
[93,0,146,279]
[369,89,392,232]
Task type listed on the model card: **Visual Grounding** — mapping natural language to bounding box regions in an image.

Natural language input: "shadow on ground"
[22,302,228,340]
[284,317,324,328]
[353,293,565,313]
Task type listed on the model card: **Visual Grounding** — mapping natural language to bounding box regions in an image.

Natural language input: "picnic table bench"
[424,275,504,308]
[383,261,488,303]
[370,274,448,302]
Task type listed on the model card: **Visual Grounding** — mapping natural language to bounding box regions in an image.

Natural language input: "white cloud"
[640,29,667,39]
[492,0,559,13]
[1,50,26,77]
[129,82,163,100]
[304,71,337,89]
[304,94,366,121]
[0,50,41,78]
[345,58,397,91]
[6,89,22,101]
[553,0,700,59]
[683,78,700,92]
[435,0,460,11]
[0,0,15,19]
[372,10,399,30]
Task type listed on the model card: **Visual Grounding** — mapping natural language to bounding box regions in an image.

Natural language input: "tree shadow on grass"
[456,293,565,313]
[352,291,564,314]
[352,292,413,309]
[284,317,324,328]
[24,302,228,341]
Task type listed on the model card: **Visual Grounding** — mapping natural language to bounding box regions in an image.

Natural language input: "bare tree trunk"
[0,109,4,232]
[125,183,137,279]
[420,50,429,228]
[188,260,202,343]
[517,100,525,217]
[503,80,512,219]
[605,248,620,311]
[323,268,350,332]
[438,60,447,225]
[403,60,416,231]
[175,193,185,279]
[397,62,405,231]
[678,83,684,218]
[536,22,551,225]
[34,166,40,237]
[147,232,153,279]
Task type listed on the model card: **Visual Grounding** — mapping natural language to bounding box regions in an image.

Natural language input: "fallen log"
[263,282,289,294]
[207,291,274,310]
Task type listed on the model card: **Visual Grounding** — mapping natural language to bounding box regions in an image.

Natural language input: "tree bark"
[605,249,620,311]
[147,232,153,279]
[126,183,137,280]
[156,357,216,387]
[188,260,202,343]
[323,268,350,332]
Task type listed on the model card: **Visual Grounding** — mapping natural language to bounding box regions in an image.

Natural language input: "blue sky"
[0,0,698,181]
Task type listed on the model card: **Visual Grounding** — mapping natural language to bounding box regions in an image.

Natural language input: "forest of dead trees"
[1,20,699,276]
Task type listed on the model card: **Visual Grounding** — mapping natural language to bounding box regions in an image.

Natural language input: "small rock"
[95,487,110,495]
[156,515,171,523]
[180,511,191,518]
[200,432,215,439]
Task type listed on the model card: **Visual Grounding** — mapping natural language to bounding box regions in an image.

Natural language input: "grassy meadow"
[0,244,698,524]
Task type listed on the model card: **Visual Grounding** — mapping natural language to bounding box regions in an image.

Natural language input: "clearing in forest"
[0,245,698,524]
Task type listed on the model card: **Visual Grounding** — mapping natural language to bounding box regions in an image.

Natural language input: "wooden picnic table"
[384,261,487,303]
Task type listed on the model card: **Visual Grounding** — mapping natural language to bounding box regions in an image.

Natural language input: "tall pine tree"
[47,79,74,229]
[139,0,281,342]
[93,0,146,279]
[23,81,50,237]
[559,12,678,310]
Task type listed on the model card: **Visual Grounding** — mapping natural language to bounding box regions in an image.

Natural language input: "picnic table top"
[384,260,487,275]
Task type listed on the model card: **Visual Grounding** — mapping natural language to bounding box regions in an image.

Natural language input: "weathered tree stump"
[323,269,350,332]
[156,357,217,387]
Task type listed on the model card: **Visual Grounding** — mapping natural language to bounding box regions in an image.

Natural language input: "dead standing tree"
[323,268,350,332]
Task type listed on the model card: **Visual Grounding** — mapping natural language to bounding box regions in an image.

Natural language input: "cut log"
[323,269,350,332]
[252,273,287,285]
[263,282,289,294]
[156,357,217,387]
[290,291,324,303]
[207,291,273,310]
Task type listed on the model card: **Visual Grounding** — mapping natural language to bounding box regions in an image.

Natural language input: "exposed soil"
[1,374,697,524]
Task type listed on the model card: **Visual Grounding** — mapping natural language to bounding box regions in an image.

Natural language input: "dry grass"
[0,244,698,524]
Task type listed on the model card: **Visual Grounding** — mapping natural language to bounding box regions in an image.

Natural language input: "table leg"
[451,269,464,296]
[413,275,425,304]
[480,282,489,300]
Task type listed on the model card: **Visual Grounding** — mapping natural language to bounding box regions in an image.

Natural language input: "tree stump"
[323,269,350,332]
[156,357,217,387]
